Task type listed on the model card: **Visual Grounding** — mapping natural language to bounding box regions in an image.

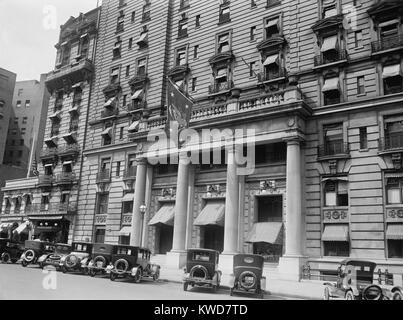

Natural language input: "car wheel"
[89,269,96,277]
[345,291,357,300]
[153,270,160,281]
[110,273,117,282]
[393,290,403,300]
[324,287,330,300]
[230,288,234,296]
[183,282,189,292]
[61,266,67,274]
[1,253,10,264]
[22,260,28,267]
[134,269,142,283]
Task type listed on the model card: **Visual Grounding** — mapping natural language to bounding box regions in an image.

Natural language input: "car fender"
[351,286,360,296]
[37,254,48,263]
[392,286,403,293]
[131,266,140,276]
[80,257,89,267]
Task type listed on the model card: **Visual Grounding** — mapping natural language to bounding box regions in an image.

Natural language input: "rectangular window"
[22,117,27,124]
[126,65,130,77]
[357,76,365,95]
[359,127,367,149]
[193,45,199,59]
[110,67,120,84]
[323,5,337,19]
[324,180,349,207]
[178,19,188,38]
[324,241,349,257]
[323,123,344,155]
[113,40,122,59]
[119,126,124,140]
[14,117,18,124]
[249,62,256,77]
[265,17,280,39]
[250,26,256,41]
[20,139,24,146]
[21,128,26,135]
[122,200,133,214]
[117,14,125,33]
[96,193,109,215]
[217,33,230,53]
[195,14,201,28]
[388,240,403,258]
[122,95,127,107]
[142,1,151,21]
[219,5,231,24]
[137,58,147,76]
[18,150,23,157]
[18,89,23,96]
[191,77,197,91]
[94,228,106,244]
[131,11,135,23]
[116,161,121,176]
[176,48,187,66]
[16,100,21,108]
[128,37,133,49]
[355,31,363,47]
[25,100,30,108]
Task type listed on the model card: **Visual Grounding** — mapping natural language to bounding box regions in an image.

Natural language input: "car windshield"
[55,245,70,253]
[45,245,55,251]
[117,248,132,255]
[192,252,211,262]
[74,244,88,252]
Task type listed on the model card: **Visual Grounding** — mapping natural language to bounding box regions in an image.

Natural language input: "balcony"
[379,135,403,154]
[218,12,230,24]
[128,101,147,112]
[317,142,350,159]
[258,68,287,83]
[55,172,76,186]
[101,108,119,119]
[25,203,78,216]
[40,148,58,162]
[58,144,80,159]
[96,169,111,183]
[372,35,403,55]
[208,81,234,94]
[37,175,54,188]
[314,50,348,68]
[123,167,137,180]
[46,58,94,92]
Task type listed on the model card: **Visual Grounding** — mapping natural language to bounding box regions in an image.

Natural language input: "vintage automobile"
[21,240,55,267]
[0,239,24,264]
[229,254,266,299]
[87,243,116,277]
[183,249,222,292]
[107,245,160,282]
[323,259,391,300]
[38,243,72,270]
[60,242,93,274]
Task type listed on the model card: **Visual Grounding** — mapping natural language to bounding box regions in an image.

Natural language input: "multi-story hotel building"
[3,0,403,281]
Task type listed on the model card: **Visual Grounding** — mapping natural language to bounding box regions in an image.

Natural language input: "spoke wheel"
[393,291,403,300]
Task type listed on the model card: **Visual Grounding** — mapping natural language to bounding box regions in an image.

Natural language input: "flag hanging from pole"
[165,79,194,137]
[31,154,39,177]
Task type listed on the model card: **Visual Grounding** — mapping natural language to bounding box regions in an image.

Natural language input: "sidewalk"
[157,266,324,300]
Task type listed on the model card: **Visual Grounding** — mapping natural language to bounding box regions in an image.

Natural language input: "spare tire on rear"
[239,271,257,291]
[114,259,129,274]
[24,249,35,262]
[190,265,208,280]
[93,255,106,268]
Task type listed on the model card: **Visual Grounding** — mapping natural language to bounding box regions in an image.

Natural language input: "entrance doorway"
[33,219,70,243]
[158,224,173,254]
[202,225,224,253]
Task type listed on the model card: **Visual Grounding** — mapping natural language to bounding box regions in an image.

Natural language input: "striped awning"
[121,193,134,203]
[194,202,225,227]
[104,98,116,108]
[322,224,349,242]
[148,203,175,226]
[321,35,338,52]
[245,222,283,245]
[386,224,403,240]
[119,226,131,236]
[137,32,148,44]
[322,77,339,92]
[128,121,140,133]
[383,64,402,79]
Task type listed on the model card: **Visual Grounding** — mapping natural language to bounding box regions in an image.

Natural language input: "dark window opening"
[324,241,349,257]
[94,228,106,244]
[254,143,287,164]
[388,240,403,258]
[96,193,109,215]
[384,75,403,95]
[359,127,367,149]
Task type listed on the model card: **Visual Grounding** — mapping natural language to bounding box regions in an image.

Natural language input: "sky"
[0,0,99,81]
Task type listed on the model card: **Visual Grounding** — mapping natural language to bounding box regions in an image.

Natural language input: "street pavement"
[0,264,291,300]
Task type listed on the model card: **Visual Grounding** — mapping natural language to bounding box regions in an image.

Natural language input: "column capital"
[283,136,305,145]
[135,157,148,166]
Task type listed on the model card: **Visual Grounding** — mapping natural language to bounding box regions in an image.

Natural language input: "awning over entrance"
[322,224,349,242]
[149,203,175,226]
[14,222,29,234]
[382,64,401,79]
[121,193,134,202]
[386,224,403,240]
[119,226,131,236]
[29,216,64,221]
[245,222,283,245]
[194,202,225,227]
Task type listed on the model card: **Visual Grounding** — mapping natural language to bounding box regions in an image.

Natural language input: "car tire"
[324,287,330,300]
[393,290,403,300]
[153,270,160,281]
[22,260,28,267]
[345,291,357,300]
[230,288,234,296]
[1,253,10,264]
[134,269,142,283]
[61,266,67,274]
[110,272,117,282]
[239,271,257,291]
[89,269,96,277]
[183,282,188,292]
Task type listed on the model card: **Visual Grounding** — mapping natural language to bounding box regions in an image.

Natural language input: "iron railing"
[208,80,234,94]
[96,169,111,183]
[314,49,348,67]
[258,68,287,82]
[318,142,350,157]
[40,148,58,158]
[371,34,403,53]
[379,134,403,151]
[25,203,78,215]
[37,175,54,187]
[55,172,76,184]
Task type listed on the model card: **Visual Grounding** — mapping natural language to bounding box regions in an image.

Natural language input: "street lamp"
[139,203,147,247]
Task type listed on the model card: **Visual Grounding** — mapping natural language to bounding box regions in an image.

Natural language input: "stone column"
[185,165,196,250]
[166,152,190,268]
[223,145,240,254]
[141,165,154,248]
[278,138,306,281]
[130,158,147,247]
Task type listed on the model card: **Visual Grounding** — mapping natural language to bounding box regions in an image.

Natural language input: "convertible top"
[341,259,377,270]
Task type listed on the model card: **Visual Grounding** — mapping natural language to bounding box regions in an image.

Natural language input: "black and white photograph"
[0,0,403,307]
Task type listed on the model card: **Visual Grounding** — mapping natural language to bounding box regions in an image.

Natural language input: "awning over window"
[215,68,227,79]
[137,32,148,44]
[386,224,403,240]
[382,64,402,79]
[119,226,131,236]
[14,222,29,235]
[194,202,225,227]
[128,121,140,133]
[71,82,83,89]
[245,222,283,245]
[266,17,279,28]
[121,193,134,203]
[131,89,143,100]
[322,224,349,242]
[113,42,122,50]
[149,203,175,226]
[175,79,184,88]
[322,77,340,92]
[49,111,62,120]
[321,35,338,52]
[80,33,88,39]
[263,54,279,66]
[101,127,112,137]
[104,97,116,108]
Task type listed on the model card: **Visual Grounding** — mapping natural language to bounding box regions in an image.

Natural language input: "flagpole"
[27,130,37,178]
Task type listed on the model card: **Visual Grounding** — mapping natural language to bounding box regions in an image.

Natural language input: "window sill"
[356,93,367,98]
[217,19,231,26]
[141,18,151,24]
[177,35,188,40]
[178,5,190,12]
[358,148,369,152]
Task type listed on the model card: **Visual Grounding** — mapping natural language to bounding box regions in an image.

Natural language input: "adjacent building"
[3,0,403,281]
